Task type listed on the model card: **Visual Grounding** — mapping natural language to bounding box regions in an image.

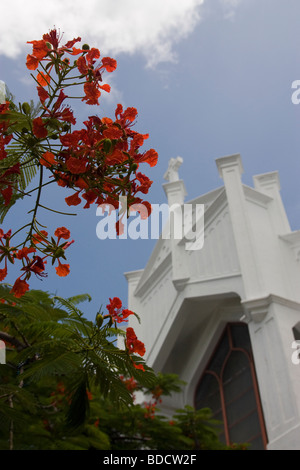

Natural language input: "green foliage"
[0,99,42,223]
[0,287,245,450]
[0,286,155,449]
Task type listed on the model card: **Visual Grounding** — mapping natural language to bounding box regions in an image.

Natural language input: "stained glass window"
[195,323,267,450]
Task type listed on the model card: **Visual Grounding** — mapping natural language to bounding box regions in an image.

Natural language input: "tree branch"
[0,331,27,352]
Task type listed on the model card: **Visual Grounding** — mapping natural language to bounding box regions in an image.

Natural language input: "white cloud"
[1,0,205,67]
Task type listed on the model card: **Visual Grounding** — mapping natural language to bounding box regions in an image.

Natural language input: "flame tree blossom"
[0,28,158,298]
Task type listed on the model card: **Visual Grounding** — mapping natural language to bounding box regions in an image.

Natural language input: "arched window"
[195,323,267,450]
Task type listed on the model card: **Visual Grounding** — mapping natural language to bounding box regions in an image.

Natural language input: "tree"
[0,27,158,451]
[0,286,234,450]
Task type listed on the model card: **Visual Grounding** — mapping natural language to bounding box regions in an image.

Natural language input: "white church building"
[125,153,300,450]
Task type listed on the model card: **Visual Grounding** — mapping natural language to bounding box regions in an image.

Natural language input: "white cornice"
[280,231,300,261]
[242,293,300,323]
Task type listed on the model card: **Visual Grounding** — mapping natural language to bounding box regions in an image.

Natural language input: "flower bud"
[103,138,112,154]
[62,124,71,132]
[26,136,37,147]
[82,44,90,50]
[22,102,31,115]
[96,313,103,328]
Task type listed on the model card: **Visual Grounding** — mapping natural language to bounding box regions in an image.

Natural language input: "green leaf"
[65,380,90,429]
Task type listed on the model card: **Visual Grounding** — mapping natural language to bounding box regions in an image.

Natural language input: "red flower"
[66,157,87,174]
[82,190,97,209]
[37,71,51,87]
[43,29,81,53]
[101,57,117,72]
[37,86,49,103]
[126,327,146,356]
[26,38,49,72]
[54,227,70,241]
[0,266,7,281]
[60,130,82,148]
[134,173,153,195]
[107,296,122,314]
[77,56,88,75]
[21,256,47,278]
[83,82,101,105]
[65,191,82,206]
[86,48,100,62]
[102,126,123,140]
[0,102,10,115]
[106,297,134,324]
[0,163,20,206]
[27,39,49,60]
[40,151,56,168]
[26,54,40,70]
[105,149,127,166]
[1,187,12,206]
[42,90,76,125]
[31,230,48,244]
[120,376,138,393]
[16,247,36,259]
[10,278,29,298]
[135,148,158,167]
[32,117,48,139]
[133,362,145,372]
[55,260,70,277]
[115,104,138,126]
[76,49,115,105]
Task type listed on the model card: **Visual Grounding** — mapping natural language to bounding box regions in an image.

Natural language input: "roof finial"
[164,156,183,183]
[0,80,6,104]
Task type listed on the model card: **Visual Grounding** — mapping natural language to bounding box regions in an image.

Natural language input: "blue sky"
[1,0,300,320]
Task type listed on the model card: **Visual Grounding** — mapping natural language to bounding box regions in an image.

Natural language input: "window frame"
[194,322,268,449]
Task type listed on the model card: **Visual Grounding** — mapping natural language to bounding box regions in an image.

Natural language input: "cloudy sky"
[1,0,300,320]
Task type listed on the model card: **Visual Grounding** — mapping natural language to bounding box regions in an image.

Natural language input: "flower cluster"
[120,375,138,394]
[103,298,145,371]
[125,326,146,371]
[0,226,73,298]
[26,29,116,106]
[106,296,134,324]
[119,375,138,401]
[0,29,158,298]
[143,384,163,419]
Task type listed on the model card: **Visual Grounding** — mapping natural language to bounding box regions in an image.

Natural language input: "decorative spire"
[0,80,6,104]
[164,156,183,183]
[163,156,186,207]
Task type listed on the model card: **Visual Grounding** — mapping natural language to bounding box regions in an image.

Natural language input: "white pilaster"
[243,295,300,450]
[216,154,265,300]
[162,157,189,290]
[253,171,291,234]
